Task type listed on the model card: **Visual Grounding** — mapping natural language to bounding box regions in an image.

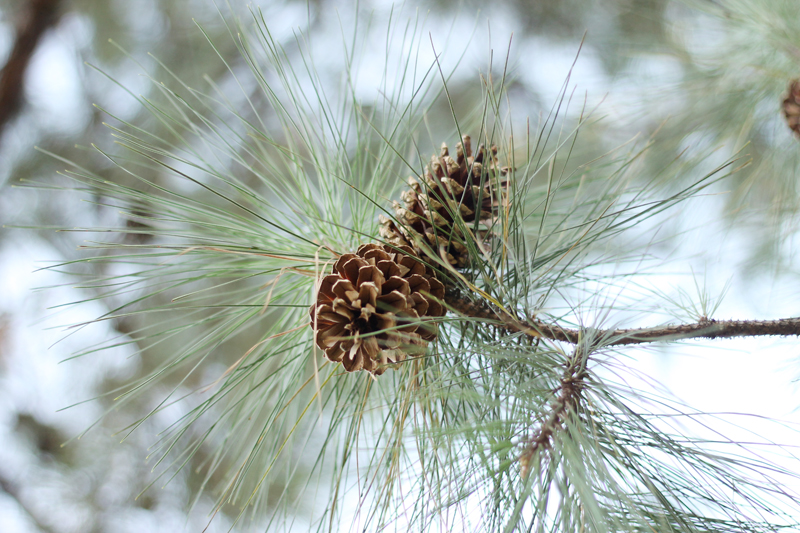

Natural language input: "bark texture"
[445,287,800,345]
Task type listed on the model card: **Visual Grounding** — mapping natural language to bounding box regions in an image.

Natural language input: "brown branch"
[519,346,588,479]
[444,287,800,346]
[0,0,62,135]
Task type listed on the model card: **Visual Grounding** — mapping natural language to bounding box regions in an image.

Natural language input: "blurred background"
[1,0,800,531]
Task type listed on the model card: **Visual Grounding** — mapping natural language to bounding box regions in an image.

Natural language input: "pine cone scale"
[377,290,408,311]
[331,278,356,299]
[381,276,409,295]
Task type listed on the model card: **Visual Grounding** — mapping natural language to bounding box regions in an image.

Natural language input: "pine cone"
[380,135,507,267]
[783,79,800,136]
[310,243,445,375]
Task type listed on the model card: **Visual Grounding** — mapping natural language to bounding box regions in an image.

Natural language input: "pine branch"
[444,286,800,345]
[518,345,588,479]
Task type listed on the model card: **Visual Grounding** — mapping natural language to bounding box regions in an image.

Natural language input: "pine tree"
[26,2,800,532]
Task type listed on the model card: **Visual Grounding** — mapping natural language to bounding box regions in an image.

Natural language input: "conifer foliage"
[40,5,800,533]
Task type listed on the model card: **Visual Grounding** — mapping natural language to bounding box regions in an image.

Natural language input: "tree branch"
[444,287,800,345]
[519,345,588,479]
[0,0,62,135]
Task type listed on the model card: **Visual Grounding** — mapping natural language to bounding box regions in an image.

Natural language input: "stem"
[444,288,800,345]
[519,346,588,479]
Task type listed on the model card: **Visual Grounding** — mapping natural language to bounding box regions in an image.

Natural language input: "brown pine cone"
[783,79,800,136]
[310,243,445,375]
[379,135,507,267]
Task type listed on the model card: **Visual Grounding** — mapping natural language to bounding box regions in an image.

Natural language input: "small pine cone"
[379,135,507,267]
[783,80,800,136]
[310,243,445,375]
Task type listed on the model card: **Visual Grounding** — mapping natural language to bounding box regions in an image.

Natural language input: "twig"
[519,346,588,479]
[0,0,62,137]
[444,287,800,345]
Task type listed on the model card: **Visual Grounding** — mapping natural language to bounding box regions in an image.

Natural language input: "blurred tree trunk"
[0,0,61,138]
